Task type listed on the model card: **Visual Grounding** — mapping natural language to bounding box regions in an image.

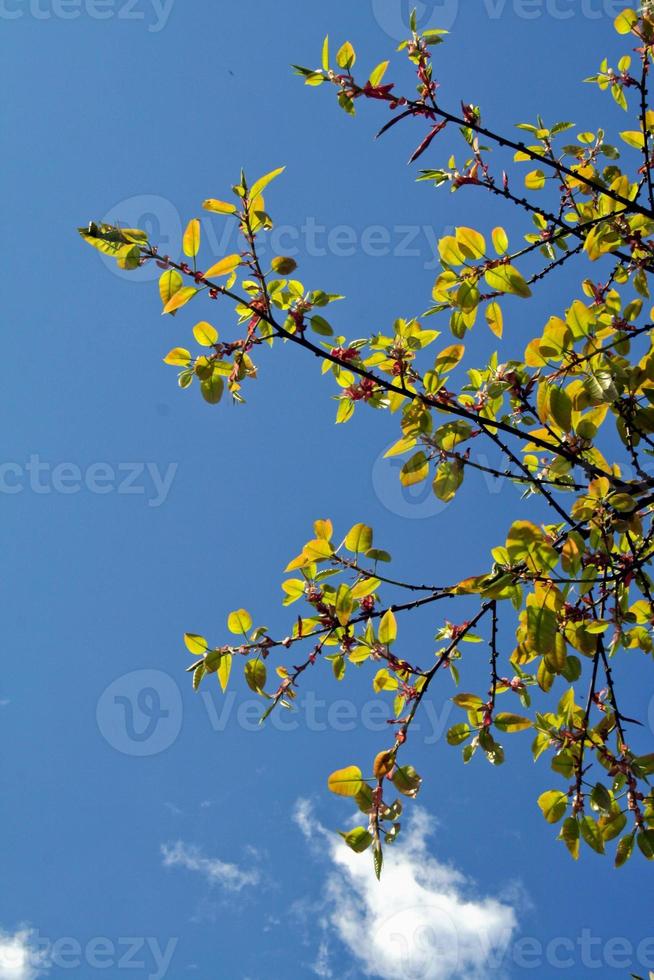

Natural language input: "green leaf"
[615,832,636,868]
[271,256,298,275]
[192,664,205,691]
[200,373,224,405]
[244,659,266,694]
[494,713,533,733]
[335,583,354,626]
[598,805,626,842]
[538,790,568,824]
[559,817,580,860]
[339,827,373,853]
[615,831,636,868]
[433,460,464,502]
[447,723,472,746]
[373,845,383,881]
[590,783,612,813]
[637,829,654,860]
[400,451,429,487]
[549,387,572,432]
[392,765,422,798]
[579,816,605,854]
[452,693,483,710]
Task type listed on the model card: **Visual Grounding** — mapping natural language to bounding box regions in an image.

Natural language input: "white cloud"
[293,801,518,980]
[311,940,333,978]
[161,841,259,892]
[0,928,48,980]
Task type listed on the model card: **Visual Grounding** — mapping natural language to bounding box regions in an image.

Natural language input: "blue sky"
[2,0,653,977]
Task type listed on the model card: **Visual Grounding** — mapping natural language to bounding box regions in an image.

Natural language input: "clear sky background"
[2,0,653,978]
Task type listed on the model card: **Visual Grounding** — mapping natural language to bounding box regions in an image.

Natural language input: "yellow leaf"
[218,653,232,693]
[434,344,465,373]
[183,218,201,258]
[525,170,546,190]
[379,609,397,645]
[163,287,198,315]
[373,669,399,693]
[614,8,638,33]
[525,338,547,367]
[202,198,238,215]
[249,166,286,202]
[455,226,486,260]
[184,633,207,654]
[159,269,183,308]
[193,322,218,346]
[620,130,646,150]
[492,227,509,255]
[327,766,362,797]
[336,41,356,69]
[438,235,465,266]
[228,609,253,635]
[163,347,192,366]
[369,60,389,87]
[303,538,333,562]
[485,264,532,298]
[314,519,333,541]
[400,451,429,487]
[486,301,503,338]
[204,254,241,278]
[373,751,395,778]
